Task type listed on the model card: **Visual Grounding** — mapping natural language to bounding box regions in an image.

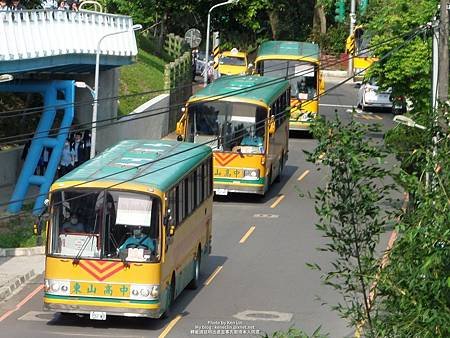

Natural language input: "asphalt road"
[0,79,397,338]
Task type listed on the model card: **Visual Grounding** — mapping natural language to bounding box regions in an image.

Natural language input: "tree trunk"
[267,9,280,39]
[313,4,327,34]
[158,12,167,54]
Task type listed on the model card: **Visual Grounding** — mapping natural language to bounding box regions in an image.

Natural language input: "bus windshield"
[259,60,317,100]
[187,102,267,153]
[49,189,160,262]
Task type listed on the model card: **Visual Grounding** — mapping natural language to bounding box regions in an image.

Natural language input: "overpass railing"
[0,9,138,63]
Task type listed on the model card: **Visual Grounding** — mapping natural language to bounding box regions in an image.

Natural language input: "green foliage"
[0,214,44,248]
[374,125,450,338]
[365,0,437,110]
[305,115,396,335]
[311,24,348,55]
[118,47,165,116]
[0,93,43,148]
[262,326,329,338]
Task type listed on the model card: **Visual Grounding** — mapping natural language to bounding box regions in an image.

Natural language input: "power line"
[0,26,422,120]
[0,25,429,220]
[0,28,426,147]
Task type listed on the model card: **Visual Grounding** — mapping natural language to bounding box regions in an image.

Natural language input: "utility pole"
[438,0,449,106]
[348,0,356,76]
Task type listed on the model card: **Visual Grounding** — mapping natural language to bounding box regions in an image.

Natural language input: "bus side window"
[177,184,184,225]
[169,188,177,227]
[208,158,213,195]
[196,166,203,204]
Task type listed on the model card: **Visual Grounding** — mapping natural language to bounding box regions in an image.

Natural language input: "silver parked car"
[357,78,393,111]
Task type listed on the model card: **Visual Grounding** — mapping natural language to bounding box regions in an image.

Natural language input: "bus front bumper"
[44,297,163,319]
[214,182,265,195]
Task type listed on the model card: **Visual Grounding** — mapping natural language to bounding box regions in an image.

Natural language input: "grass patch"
[0,213,44,248]
[118,48,166,116]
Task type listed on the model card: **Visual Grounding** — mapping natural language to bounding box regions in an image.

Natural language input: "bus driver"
[119,226,155,252]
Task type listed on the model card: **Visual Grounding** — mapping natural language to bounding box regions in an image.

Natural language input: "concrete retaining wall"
[95,93,170,153]
[0,147,23,187]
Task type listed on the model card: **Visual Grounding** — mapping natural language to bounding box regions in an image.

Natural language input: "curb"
[0,246,45,257]
[0,269,35,301]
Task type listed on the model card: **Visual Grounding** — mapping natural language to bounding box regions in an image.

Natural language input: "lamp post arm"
[203,0,237,86]
[91,27,136,159]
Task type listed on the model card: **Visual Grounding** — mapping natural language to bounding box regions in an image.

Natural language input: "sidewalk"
[0,249,45,301]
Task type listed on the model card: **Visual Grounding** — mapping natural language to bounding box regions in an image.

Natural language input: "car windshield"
[259,60,317,99]
[48,189,160,262]
[187,101,267,153]
[220,56,246,66]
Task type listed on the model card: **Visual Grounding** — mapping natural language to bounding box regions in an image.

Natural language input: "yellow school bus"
[346,25,379,80]
[176,75,290,196]
[44,140,213,319]
[255,41,324,131]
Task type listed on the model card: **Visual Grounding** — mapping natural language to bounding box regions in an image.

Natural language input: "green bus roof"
[55,140,211,192]
[256,41,320,61]
[189,75,290,107]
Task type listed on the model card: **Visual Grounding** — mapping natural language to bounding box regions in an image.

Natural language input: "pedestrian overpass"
[0,9,139,214]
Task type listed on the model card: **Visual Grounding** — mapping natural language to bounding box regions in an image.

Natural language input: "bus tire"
[188,247,201,290]
[275,155,284,183]
[266,170,272,194]
[162,277,175,319]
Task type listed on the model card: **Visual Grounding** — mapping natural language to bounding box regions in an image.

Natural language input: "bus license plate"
[90,311,106,320]
[215,189,228,196]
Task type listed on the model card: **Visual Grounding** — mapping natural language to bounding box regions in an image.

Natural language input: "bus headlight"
[243,169,260,180]
[130,284,159,300]
[45,279,70,296]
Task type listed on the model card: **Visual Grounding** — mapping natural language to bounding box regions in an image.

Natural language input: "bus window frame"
[47,188,163,262]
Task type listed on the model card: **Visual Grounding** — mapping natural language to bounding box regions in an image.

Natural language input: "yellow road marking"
[297,169,310,181]
[158,314,183,338]
[373,114,383,120]
[204,265,223,286]
[270,194,285,208]
[239,225,256,244]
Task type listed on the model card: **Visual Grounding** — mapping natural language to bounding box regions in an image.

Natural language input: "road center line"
[0,283,44,322]
[158,314,183,338]
[297,169,310,181]
[270,194,285,209]
[239,225,256,244]
[204,265,223,286]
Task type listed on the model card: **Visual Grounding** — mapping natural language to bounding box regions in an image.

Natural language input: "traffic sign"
[184,28,202,49]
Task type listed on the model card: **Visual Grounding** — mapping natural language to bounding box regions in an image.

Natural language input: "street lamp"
[393,115,427,130]
[89,24,142,159]
[0,74,13,83]
[204,0,239,86]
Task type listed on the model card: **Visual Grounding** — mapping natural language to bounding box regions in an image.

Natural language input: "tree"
[374,121,450,337]
[305,115,396,336]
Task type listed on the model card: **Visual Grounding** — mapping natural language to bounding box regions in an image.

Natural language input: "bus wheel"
[188,248,201,290]
[162,277,175,319]
[275,156,284,183]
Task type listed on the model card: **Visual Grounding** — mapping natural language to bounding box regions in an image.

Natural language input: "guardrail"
[0,9,137,63]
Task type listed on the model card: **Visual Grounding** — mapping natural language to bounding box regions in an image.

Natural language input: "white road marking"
[233,310,293,322]
[253,214,279,218]
[320,103,355,108]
